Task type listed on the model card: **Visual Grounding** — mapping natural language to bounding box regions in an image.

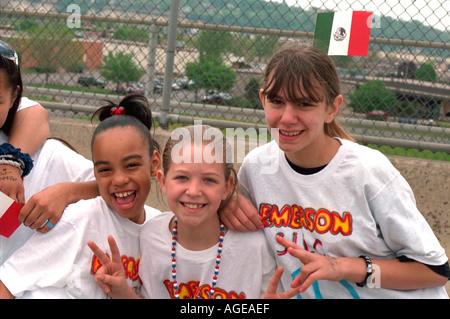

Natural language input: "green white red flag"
[313,11,372,56]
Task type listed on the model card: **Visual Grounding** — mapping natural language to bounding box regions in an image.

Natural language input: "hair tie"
[110,106,126,116]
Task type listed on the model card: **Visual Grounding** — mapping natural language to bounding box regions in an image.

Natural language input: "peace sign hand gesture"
[263,267,300,299]
[87,235,140,299]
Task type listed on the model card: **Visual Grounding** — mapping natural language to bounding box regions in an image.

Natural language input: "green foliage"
[414,63,437,82]
[194,30,232,57]
[14,19,38,31]
[113,25,149,43]
[185,54,236,92]
[250,35,279,60]
[244,78,261,109]
[100,51,145,84]
[348,80,397,113]
[366,144,449,161]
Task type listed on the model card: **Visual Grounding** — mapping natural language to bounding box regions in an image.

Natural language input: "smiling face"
[92,126,160,224]
[260,83,342,168]
[157,143,233,229]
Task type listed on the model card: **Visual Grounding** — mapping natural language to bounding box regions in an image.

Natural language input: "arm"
[277,235,448,293]
[20,180,99,232]
[219,193,263,231]
[8,103,49,155]
[0,281,15,299]
[0,103,49,204]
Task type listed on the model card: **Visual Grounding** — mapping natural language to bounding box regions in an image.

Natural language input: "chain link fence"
[1,0,449,157]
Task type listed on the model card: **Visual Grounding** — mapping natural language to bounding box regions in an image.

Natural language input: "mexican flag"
[313,11,372,56]
[0,191,22,238]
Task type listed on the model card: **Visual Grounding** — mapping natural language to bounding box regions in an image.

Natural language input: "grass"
[365,144,449,162]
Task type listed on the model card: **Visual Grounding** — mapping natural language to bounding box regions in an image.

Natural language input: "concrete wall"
[49,117,449,295]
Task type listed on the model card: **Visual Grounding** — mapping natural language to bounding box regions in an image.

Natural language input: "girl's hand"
[87,236,139,299]
[276,235,345,293]
[20,181,99,233]
[0,164,25,205]
[19,183,69,232]
[263,267,300,299]
[219,193,263,232]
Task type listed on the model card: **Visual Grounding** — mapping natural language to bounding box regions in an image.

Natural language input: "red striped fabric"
[348,11,372,56]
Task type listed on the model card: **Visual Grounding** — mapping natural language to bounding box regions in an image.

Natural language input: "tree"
[194,30,232,56]
[185,54,236,92]
[100,51,145,87]
[24,22,79,85]
[348,80,396,114]
[414,63,437,82]
[251,35,279,62]
[244,77,261,108]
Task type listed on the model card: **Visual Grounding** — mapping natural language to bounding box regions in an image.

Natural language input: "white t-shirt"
[139,212,277,299]
[238,139,448,299]
[0,197,161,298]
[17,97,39,111]
[1,97,95,265]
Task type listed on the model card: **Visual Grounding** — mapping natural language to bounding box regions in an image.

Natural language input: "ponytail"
[91,93,160,155]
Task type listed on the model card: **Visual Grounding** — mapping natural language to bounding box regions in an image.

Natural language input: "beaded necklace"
[171,217,225,299]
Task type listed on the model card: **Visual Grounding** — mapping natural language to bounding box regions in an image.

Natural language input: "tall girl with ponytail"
[221,45,449,298]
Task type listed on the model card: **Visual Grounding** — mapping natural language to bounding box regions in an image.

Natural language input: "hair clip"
[110,106,126,116]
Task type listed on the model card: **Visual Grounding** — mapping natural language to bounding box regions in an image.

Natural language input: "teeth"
[115,191,134,198]
[281,130,302,136]
[183,203,204,209]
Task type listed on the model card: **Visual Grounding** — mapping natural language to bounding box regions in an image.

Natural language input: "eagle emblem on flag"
[333,27,347,41]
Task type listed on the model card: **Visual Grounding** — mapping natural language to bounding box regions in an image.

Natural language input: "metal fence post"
[146,23,158,101]
[160,0,180,129]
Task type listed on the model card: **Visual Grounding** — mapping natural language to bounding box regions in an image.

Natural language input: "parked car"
[127,83,145,94]
[153,82,163,94]
[116,83,145,95]
[174,76,192,89]
[77,76,106,88]
[201,91,232,104]
[367,109,389,120]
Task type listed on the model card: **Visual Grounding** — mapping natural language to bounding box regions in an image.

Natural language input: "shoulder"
[17,97,39,111]
[339,139,399,176]
[243,140,279,162]
[240,140,281,176]
[142,211,173,231]
[34,138,93,170]
[141,211,173,242]
[338,139,403,195]
[144,205,162,222]
[61,197,107,223]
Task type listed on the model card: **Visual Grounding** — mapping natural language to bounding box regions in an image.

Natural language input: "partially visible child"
[0,40,49,204]
[0,94,161,298]
[0,40,96,265]
[89,125,294,299]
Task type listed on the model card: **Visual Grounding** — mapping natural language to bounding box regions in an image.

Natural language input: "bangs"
[263,70,324,104]
[262,61,325,104]
[262,45,339,106]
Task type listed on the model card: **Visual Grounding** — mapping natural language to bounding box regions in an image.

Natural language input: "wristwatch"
[356,255,373,287]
